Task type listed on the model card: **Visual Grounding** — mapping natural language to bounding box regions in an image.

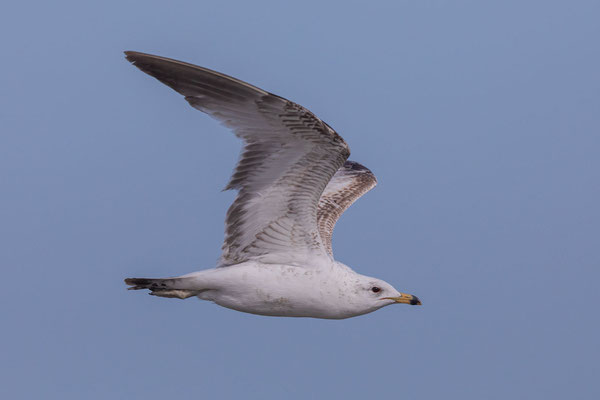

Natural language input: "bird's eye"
[371,287,381,293]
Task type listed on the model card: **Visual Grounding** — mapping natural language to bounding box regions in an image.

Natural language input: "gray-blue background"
[2,1,598,398]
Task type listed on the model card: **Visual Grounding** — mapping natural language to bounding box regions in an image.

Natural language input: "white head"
[338,273,421,318]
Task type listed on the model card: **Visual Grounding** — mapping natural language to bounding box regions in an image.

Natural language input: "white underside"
[174,261,394,319]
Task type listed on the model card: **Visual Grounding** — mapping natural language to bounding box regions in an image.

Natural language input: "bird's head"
[350,275,421,315]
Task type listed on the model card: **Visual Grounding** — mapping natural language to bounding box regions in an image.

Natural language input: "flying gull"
[124,51,421,319]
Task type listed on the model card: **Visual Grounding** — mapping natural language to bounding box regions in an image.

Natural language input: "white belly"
[194,262,365,319]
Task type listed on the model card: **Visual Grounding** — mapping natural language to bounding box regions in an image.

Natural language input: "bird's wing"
[125,51,350,267]
[317,161,377,256]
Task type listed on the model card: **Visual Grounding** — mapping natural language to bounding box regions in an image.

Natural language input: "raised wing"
[317,161,377,256]
[125,51,350,266]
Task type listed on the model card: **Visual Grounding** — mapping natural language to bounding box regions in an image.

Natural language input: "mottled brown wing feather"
[317,161,377,256]
[125,51,350,266]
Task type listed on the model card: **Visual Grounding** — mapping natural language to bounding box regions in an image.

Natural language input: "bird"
[124,51,421,319]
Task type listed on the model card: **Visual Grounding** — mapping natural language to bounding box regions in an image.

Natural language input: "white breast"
[196,261,369,319]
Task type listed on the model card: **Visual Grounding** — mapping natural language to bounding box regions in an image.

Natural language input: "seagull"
[124,51,421,319]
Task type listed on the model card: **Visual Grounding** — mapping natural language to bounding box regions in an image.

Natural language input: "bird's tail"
[124,277,200,299]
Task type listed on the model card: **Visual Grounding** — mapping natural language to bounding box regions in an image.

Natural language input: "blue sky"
[1,1,599,398]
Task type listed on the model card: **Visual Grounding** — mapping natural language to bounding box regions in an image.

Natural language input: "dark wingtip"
[124,50,136,61]
[343,160,370,172]
[124,51,148,66]
[124,50,143,57]
[340,161,376,183]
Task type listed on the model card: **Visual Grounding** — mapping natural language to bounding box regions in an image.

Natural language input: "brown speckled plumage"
[317,161,377,256]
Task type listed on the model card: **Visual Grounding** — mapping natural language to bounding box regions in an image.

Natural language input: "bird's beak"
[382,293,422,305]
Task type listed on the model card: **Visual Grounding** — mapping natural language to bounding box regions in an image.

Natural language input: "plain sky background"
[1,0,599,399]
